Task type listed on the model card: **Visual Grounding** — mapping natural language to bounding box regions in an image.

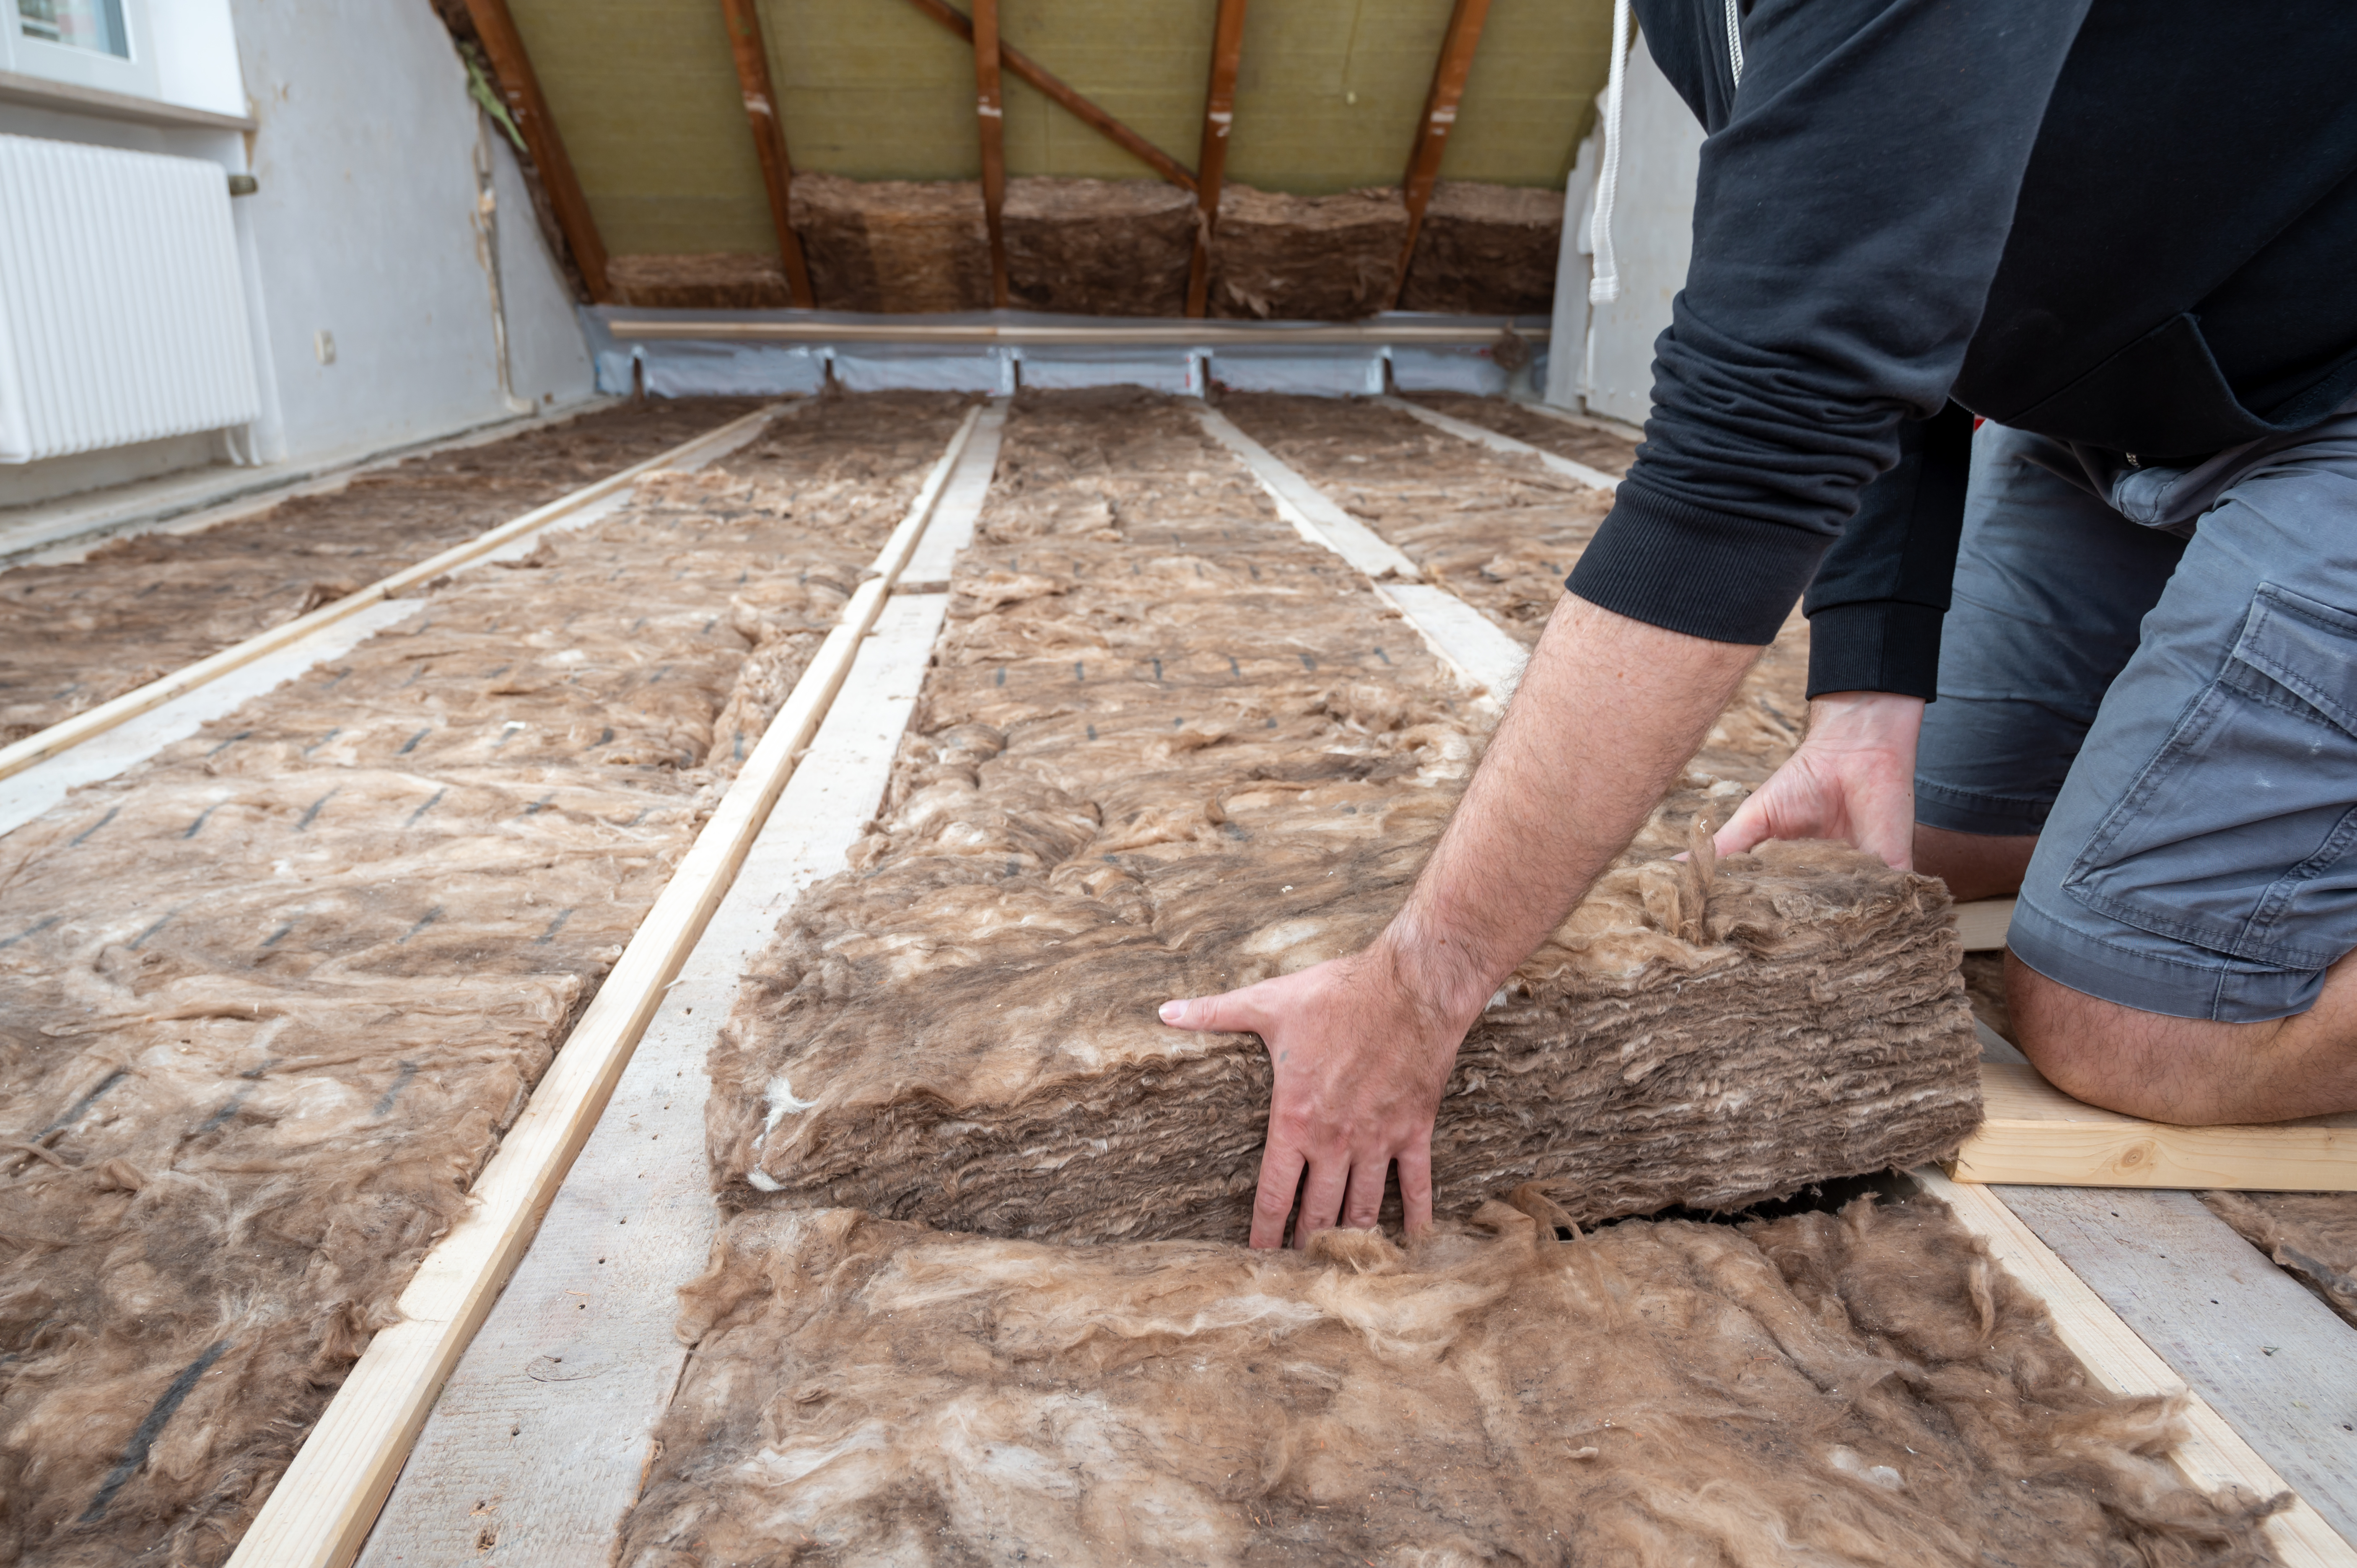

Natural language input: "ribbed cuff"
[1805,600,1946,700]
[1564,481,1828,645]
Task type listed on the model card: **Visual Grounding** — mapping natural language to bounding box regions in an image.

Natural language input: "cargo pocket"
[2064,583,2357,969]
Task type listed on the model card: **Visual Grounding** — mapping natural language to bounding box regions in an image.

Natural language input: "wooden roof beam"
[1388,0,1494,310]
[720,0,815,308]
[899,0,1196,193]
[971,0,1011,307]
[460,0,612,303]
[1185,0,1249,317]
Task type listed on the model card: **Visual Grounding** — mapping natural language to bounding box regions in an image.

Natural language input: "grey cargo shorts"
[1915,409,2357,1022]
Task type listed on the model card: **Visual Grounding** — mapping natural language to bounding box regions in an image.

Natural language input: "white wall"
[0,0,591,505]
[228,0,590,460]
[1542,36,1702,428]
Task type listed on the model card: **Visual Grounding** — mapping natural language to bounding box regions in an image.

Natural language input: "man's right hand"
[1712,691,1925,870]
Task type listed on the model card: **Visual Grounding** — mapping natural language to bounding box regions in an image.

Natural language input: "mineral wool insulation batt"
[0,394,970,1564]
[631,392,2274,1568]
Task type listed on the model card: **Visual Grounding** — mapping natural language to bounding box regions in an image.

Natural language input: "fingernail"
[1159,1000,1184,1024]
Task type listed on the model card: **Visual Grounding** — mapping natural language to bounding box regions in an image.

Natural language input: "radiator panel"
[0,134,261,464]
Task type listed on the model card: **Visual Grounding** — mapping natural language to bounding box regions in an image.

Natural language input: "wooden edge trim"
[460,0,611,301]
[1916,1167,2357,1566]
[1186,0,1250,316]
[0,404,786,786]
[223,412,979,1568]
[1389,0,1495,309]
[1951,1060,2357,1192]
[1376,393,1620,491]
[895,0,1196,192]
[869,404,984,583]
[719,0,815,308]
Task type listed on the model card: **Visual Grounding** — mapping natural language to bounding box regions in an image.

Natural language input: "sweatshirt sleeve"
[1565,0,2090,651]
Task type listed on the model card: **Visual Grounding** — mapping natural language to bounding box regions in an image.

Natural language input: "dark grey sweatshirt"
[1564,0,2357,698]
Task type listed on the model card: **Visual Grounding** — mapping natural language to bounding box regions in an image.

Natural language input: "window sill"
[0,67,252,132]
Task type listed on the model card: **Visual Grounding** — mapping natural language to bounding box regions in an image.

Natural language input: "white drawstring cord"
[1587,0,1631,305]
[1724,0,1745,85]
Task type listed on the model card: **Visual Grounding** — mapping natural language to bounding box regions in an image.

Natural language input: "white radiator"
[0,134,261,464]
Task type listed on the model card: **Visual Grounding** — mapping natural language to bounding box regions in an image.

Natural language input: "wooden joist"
[1185,0,1250,317]
[459,0,611,302]
[970,0,1011,308]
[0,405,784,788]
[1953,1061,2357,1192]
[1954,895,2013,951]
[223,407,985,1568]
[898,0,1197,193]
[1389,0,1495,309]
[719,0,815,308]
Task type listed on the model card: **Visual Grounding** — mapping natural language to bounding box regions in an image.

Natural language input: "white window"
[4,0,163,101]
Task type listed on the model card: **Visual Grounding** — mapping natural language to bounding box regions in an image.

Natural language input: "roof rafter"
[1388,0,1494,309]
[1185,0,1249,317]
[461,0,612,303]
[970,0,1011,307]
[719,0,816,308]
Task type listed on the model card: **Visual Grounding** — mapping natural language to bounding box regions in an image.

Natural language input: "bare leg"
[1912,824,2038,902]
[2008,948,2357,1124]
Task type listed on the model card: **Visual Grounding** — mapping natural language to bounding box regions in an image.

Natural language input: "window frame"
[2,0,161,103]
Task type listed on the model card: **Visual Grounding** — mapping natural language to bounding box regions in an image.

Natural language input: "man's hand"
[1712,691,1924,869]
[1160,934,1484,1248]
[1160,594,1765,1250]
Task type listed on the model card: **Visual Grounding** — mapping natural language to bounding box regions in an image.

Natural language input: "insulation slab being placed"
[710,390,1979,1244]
[0,394,971,1566]
[622,1195,2279,1566]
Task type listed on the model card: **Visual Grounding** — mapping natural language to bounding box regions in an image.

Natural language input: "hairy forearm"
[1375,593,1763,1019]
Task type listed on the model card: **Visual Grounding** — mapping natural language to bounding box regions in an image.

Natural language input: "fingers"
[1396,1140,1435,1238]
[1711,788,1784,859]
[1248,1140,1304,1250]
[1158,987,1266,1035]
[1341,1155,1392,1231]
[1291,1157,1350,1250]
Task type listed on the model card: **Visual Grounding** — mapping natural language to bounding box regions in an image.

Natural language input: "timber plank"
[1955,1061,2357,1192]
[1378,393,1620,491]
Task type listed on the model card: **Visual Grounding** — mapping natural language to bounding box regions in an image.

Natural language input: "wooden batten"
[1377,394,1620,490]
[1389,0,1494,310]
[1185,0,1250,316]
[460,0,612,302]
[719,0,815,308]
[897,0,1196,192]
[970,0,1011,307]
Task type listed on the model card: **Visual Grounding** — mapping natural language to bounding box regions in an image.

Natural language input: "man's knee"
[2003,952,2270,1125]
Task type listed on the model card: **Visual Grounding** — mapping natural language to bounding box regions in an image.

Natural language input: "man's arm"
[1159,593,1761,1247]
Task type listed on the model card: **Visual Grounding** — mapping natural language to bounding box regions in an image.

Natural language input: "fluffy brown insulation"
[1220,392,1810,808]
[0,394,971,1565]
[623,1198,2279,1566]
[1004,178,1194,317]
[1398,180,1566,316]
[0,398,761,744]
[2200,1191,2357,1330]
[608,254,795,310]
[1400,389,1639,478]
[788,175,991,314]
[708,391,1977,1246]
[1209,184,1408,320]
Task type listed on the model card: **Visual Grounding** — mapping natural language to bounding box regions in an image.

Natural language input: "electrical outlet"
[314,330,336,365]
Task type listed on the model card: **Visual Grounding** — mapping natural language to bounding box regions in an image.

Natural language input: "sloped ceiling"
[506,0,1614,260]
